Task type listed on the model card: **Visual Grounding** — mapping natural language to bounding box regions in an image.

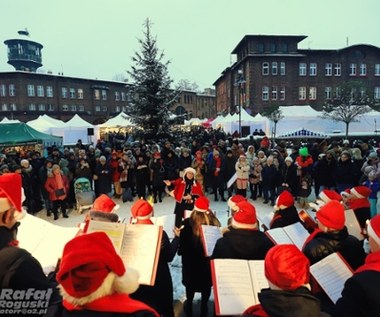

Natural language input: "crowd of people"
[1,129,380,317]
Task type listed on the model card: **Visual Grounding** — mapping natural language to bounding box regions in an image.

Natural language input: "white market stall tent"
[98,112,135,128]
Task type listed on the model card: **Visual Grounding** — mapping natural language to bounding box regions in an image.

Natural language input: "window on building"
[94,89,100,100]
[334,87,341,99]
[121,92,126,101]
[29,103,36,111]
[349,63,357,76]
[270,43,276,53]
[1,104,7,111]
[95,105,101,112]
[262,62,269,75]
[298,87,306,100]
[70,88,76,99]
[62,104,69,111]
[47,104,54,111]
[271,86,278,100]
[101,90,107,100]
[37,85,44,97]
[46,86,53,97]
[77,88,83,99]
[8,84,15,97]
[375,64,380,76]
[27,84,35,97]
[272,62,278,75]
[309,87,317,100]
[78,105,84,112]
[334,63,341,76]
[280,62,286,75]
[375,87,380,100]
[257,43,264,53]
[61,87,68,98]
[38,104,45,111]
[70,104,77,111]
[359,63,367,76]
[262,86,269,101]
[280,43,288,53]
[325,63,332,76]
[325,87,332,100]
[9,104,16,111]
[280,87,285,100]
[310,63,317,76]
[116,105,121,112]
[0,84,6,97]
[102,106,108,112]
[299,63,307,76]
[115,91,120,101]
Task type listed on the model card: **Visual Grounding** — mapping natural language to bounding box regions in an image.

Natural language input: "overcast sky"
[1,0,380,89]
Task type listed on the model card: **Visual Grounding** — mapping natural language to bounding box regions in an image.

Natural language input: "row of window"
[261,62,380,77]
[260,86,380,101]
[0,103,122,113]
[0,84,129,102]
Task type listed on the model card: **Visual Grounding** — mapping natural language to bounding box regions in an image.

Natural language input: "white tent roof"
[27,115,66,132]
[279,105,320,117]
[0,117,20,124]
[98,112,134,127]
[65,114,93,128]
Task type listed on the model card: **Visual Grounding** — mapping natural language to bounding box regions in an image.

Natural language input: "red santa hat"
[231,201,257,229]
[367,214,380,247]
[316,200,345,230]
[0,173,22,213]
[319,189,342,204]
[265,244,310,290]
[131,199,153,220]
[274,190,294,211]
[57,232,139,304]
[350,186,372,199]
[227,195,246,211]
[89,194,119,222]
[194,196,210,213]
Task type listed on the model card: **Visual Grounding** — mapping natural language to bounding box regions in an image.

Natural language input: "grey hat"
[368,152,378,159]
[99,155,107,161]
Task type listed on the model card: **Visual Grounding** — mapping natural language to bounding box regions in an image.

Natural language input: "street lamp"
[234,69,246,137]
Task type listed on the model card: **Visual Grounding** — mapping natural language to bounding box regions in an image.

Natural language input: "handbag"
[55,188,65,197]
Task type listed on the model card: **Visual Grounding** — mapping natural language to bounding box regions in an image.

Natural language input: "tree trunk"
[345,122,349,139]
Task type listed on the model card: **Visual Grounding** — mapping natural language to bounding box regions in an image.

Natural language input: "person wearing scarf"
[0,173,60,314]
[334,214,380,317]
[45,164,69,220]
[164,167,204,227]
[208,150,226,202]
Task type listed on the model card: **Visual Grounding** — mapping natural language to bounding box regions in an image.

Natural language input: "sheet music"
[151,214,176,239]
[120,224,162,285]
[265,227,293,245]
[257,212,274,232]
[283,222,310,250]
[310,252,353,304]
[212,259,257,315]
[248,260,268,304]
[201,225,222,256]
[87,220,126,252]
[345,209,363,240]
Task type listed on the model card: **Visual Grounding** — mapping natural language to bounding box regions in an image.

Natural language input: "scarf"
[355,252,380,273]
[55,172,64,189]
[0,223,20,249]
[214,156,221,176]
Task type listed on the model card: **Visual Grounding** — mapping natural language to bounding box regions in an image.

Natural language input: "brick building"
[214,35,380,115]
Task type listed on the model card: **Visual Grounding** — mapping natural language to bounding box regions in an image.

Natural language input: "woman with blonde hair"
[235,154,250,197]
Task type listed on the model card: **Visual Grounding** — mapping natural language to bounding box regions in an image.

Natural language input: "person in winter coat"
[178,148,193,177]
[235,154,250,197]
[75,157,93,182]
[334,214,380,317]
[129,199,180,317]
[93,156,112,197]
[261,156,278,206]
[164,167,204,227]
[334,151,358,193]
[208,150,226,201]
[191,150,206,192]
[242,244,327,317]
[163,150,179,181]
[224,149,238,197]
[135,155,150,199]
[250,157,263,200]
[279,156,298,196]
[56,231,159,317]
[0,173,61,316]
[270,190,301,229]
[295,147,314,179]
[303,200,366,270]
[178,196,221,317]
[109,151,122,199]
[313,151,337,194]
[45,164,70,220]
[212,200,274,260]
[150,152,166,203]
